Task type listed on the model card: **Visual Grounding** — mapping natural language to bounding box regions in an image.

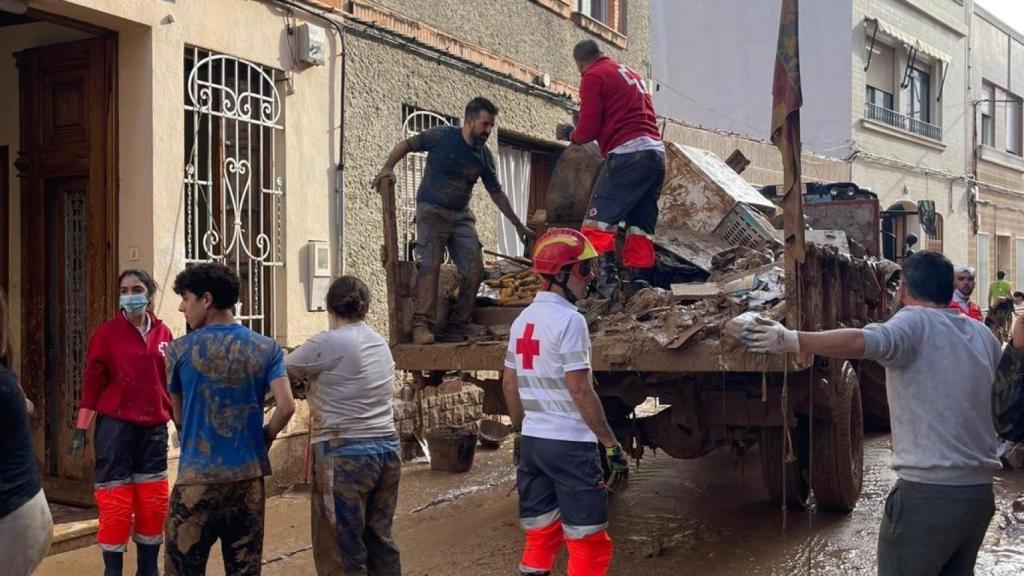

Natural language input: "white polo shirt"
[504,291,597,443]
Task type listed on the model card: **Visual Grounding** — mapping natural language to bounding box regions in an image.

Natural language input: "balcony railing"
[865,102,942,142]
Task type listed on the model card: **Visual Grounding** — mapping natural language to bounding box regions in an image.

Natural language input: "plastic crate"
[712,203,781,250]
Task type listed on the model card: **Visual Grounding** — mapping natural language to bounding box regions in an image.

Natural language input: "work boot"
[438,322,489,342]
[136,542,161,576]
[593,253,621,305]
[622,267,654,300]
[102,551,124,576]
[411,325,435,345]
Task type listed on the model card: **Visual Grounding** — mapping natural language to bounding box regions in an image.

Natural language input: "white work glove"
[740,316,800,355]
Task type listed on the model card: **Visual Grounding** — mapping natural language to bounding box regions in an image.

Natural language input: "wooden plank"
[379,177,402,345]
[392,339,812,374]
[670,282,722,300]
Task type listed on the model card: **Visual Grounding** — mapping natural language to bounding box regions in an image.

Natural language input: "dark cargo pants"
[877,479,995,576]
[413,201,485,330]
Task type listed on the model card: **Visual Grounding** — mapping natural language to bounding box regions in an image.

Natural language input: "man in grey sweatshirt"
[742,251,1002,576]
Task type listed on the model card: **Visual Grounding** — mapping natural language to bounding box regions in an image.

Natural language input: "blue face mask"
[120,293,149,317]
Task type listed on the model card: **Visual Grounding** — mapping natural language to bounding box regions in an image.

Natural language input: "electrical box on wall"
[297,23,326,66]
[307,240,331,311]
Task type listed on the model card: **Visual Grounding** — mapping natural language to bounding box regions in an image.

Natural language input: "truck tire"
[759,416,809,509]
[811,361,864,513]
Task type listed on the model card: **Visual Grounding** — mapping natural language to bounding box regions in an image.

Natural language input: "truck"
[379,142,897,513]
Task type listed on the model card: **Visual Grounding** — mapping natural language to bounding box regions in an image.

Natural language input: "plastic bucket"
[426,428,478,473]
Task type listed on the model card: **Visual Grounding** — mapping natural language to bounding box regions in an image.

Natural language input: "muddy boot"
[622,267,654,300]
[438,322,489,342]
[411,325,435,345]
[135,542,160,576]
[102,551,124,576]
[594,253,621,304]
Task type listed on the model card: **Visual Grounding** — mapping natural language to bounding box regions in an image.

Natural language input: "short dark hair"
[173,263,240,310]
[573,39,602,63]
[325,275,371,321]
[901,251,954,306]
[465,97,498,120]
[1014,291,1024,299]
[119,269,158,309]
[998,270,1006,280]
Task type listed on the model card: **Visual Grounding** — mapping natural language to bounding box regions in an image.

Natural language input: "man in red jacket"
[68,269,173,576]
[557,39,666,303]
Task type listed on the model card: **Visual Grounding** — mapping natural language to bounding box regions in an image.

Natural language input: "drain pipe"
[273,0,348,274]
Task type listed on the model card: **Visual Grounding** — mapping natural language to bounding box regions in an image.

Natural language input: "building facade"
[0,0,651,502]
[651,0,974,266]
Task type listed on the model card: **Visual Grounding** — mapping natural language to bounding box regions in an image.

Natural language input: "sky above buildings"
[977,0,1024,35]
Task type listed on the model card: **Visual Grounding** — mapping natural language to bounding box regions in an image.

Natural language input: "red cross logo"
[516,323,541,370]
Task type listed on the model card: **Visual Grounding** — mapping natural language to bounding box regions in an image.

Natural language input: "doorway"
[15,31,117,505]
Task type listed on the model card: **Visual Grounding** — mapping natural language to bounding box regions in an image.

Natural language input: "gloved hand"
[555,123,574,142]
[740,316,800,355]
[513,428,522,467]
[517,225,537,247]
[605,443,629,492]
[67,428,87,457]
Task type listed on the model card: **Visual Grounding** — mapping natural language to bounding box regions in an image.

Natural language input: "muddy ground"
[38,434,1024,575]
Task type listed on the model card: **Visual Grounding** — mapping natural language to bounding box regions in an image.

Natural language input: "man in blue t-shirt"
[376,97,536,345]
[163,263,295,576]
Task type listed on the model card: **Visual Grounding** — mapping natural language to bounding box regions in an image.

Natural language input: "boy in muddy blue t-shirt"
[163,263,295,576]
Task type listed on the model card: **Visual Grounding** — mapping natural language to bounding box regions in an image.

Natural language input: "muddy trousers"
[0,489,53,576]
[93,415,169,576]
[517,436,612,576]
[311,438,402,576]
[581,149,666,270]
[164,478,266,576]
[877,479,995,576]
[413,202,485,331]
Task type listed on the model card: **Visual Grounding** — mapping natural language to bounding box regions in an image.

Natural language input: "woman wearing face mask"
[68,269,174,576]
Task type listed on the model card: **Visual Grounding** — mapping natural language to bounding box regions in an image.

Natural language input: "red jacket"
[571,55,661,156]
[948,300,983,321]
[80,312,174,426]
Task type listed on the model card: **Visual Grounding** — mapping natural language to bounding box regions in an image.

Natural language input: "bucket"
[426,427,478,473]
[478,419,511,449]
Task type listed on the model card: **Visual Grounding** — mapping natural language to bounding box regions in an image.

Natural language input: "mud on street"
[38,434,1024,576]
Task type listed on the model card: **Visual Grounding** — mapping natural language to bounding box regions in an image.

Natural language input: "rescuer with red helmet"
[502,228,629,576]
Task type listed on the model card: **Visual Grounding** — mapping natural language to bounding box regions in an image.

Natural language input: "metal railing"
[865,102,942,141]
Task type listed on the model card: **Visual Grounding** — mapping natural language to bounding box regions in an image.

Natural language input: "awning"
[866,17,951,63]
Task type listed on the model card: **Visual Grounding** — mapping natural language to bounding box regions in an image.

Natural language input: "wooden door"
[16,36,116,505]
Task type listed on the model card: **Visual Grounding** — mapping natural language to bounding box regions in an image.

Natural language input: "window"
[982,82,995,147]
[907,66,930,122]
[397,105,459,261]
[865,41,895,111]
[1007,93,1022,156]
[576,0,625,33]
[183,47,285,337]
[866,86,894,111]
[978,233,991,295]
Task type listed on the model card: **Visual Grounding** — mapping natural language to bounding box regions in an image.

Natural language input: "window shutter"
[866,43,894,95]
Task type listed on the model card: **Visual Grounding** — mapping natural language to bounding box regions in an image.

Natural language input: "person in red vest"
[949,265,983,321]
[68,269,173,576]
[557,39,666,304]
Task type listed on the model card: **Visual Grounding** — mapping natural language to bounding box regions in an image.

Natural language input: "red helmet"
[532,228,599,276]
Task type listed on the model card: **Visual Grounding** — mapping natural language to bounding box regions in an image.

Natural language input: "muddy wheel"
[811,361,864,513]
[759,416,810,509]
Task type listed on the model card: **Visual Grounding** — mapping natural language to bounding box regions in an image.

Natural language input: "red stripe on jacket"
[79,312,174,426]
[571,55,661,157]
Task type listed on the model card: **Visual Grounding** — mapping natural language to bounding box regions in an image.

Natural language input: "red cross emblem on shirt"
[516,323,541,370]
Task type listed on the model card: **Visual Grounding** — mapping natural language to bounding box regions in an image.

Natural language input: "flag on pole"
[771,0,806,264]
